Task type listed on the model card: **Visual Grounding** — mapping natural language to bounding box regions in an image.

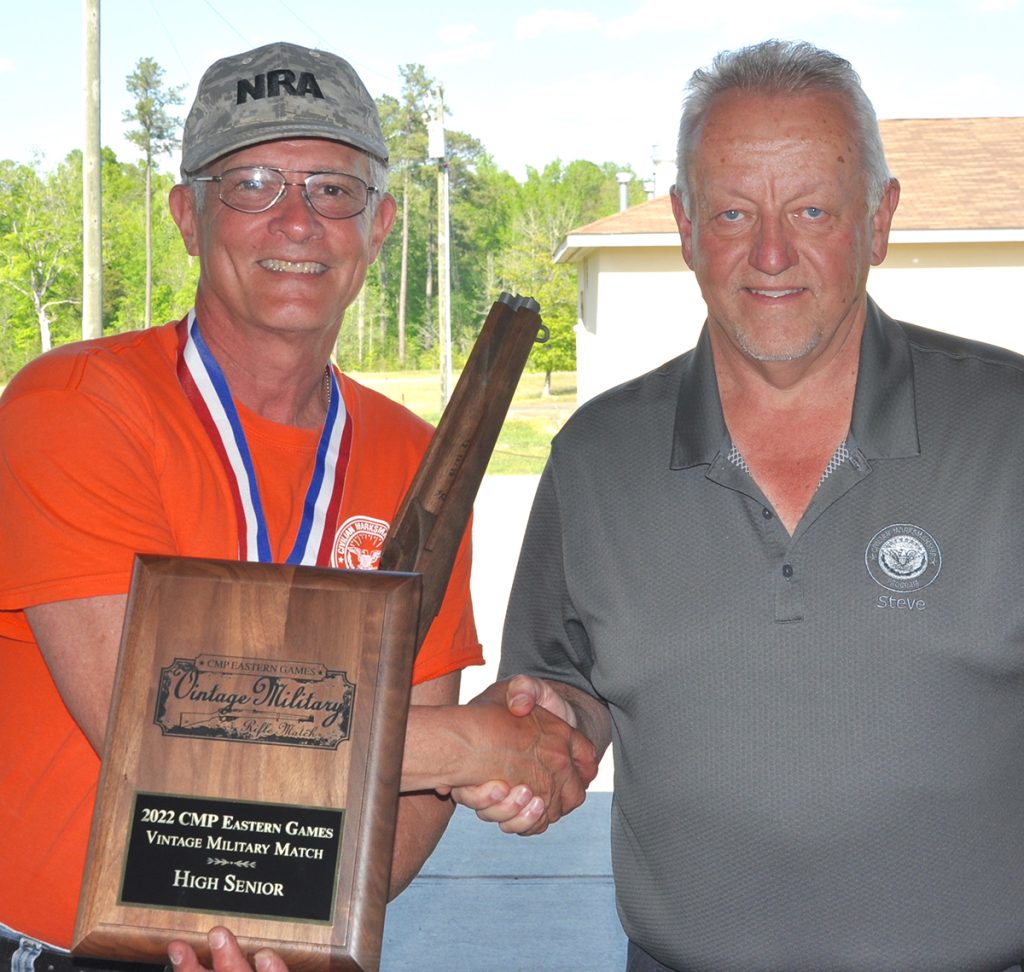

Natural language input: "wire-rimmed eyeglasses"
[190,166,378,220]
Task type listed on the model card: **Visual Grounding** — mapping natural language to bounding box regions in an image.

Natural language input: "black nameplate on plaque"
[120,792,344,923]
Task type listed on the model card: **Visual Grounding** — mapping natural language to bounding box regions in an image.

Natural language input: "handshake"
[165,675,606,972]
[441,673,605,836]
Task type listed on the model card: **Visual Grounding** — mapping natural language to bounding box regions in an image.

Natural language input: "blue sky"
[3,0,1022,183]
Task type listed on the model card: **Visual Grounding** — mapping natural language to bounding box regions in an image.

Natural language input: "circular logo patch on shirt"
[332,515,390,570]
[865,524,941,592]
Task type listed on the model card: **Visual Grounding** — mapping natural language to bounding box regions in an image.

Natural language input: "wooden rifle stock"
[379,293,548,648]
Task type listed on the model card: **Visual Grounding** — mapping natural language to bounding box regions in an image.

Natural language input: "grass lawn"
[350,369,577,475]
[0,373,576,476]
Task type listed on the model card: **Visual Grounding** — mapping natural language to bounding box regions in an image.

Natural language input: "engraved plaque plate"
[73,555,422,972]
[120,793,343,923]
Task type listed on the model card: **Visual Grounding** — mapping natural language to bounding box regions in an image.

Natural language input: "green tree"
[444,133,513,362]
[496,159,644,391]
[388,65,434,367]
[101,149,197,333]
[344,66,495,373]
[0,156,82,373]
[0,59,653,385]
[123,57,184,329]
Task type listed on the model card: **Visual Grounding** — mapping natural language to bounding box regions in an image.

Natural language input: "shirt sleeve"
[0,367,176,616]
[497,461,596,696]
[411,521,482,685]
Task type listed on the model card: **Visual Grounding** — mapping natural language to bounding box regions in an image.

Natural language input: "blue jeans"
[0,923,165,972]
[0,923,66,972]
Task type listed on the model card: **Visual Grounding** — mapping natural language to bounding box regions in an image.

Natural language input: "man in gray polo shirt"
[472,38,1024,972]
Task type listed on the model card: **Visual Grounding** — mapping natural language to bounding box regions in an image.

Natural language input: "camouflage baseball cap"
[180,41,388,175]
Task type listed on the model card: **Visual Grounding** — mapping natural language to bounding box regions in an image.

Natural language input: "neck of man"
[192,300,337,430]
[712,314,865,534]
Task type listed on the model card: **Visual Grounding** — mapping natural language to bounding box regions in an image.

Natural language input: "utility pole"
[82,0,103,339]
[427,87,452,410]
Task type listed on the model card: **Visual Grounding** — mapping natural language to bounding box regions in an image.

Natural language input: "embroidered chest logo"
[865,523,942,594]
[331,515,389,571]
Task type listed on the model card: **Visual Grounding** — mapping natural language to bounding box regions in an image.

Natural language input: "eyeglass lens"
[217,167,372,219]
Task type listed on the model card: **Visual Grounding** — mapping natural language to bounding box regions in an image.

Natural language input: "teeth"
[259,259,326,274]
[750,288,801,298]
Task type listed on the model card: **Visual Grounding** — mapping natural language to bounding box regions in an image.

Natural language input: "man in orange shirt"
[0,42,594,972]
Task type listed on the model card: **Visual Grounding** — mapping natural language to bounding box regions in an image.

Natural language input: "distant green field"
[0,372,577,476]
[351,370,577,475]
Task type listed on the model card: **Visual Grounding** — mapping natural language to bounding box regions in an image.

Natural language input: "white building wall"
[867,265,1024,354]
[575,241,1024,403]
[576,247,703,404]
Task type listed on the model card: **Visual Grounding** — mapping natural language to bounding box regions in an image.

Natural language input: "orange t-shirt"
[0,320,482,946]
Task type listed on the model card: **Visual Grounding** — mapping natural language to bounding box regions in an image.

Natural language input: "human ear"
[169,184,201,257]
[670,187,696,269]
[367,192,397,263]
[869,178,901,266]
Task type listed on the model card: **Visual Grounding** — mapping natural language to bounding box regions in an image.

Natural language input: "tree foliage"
[1,61,647,385]
[495,159,645,380]
[123,57,185,328]
[336,65,645,377]
[0,156,83,373]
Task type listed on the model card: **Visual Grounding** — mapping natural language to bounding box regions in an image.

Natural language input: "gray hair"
[187,176,208,213]
[365,153,390,219]
[674,39,891,214]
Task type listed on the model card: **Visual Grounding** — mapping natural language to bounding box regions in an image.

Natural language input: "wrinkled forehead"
[206,137,373,177]
[689,90,867,195]
[697,89,858,153]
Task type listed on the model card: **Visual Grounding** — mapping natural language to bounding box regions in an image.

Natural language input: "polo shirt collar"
[670,297,920,470]
[670,325,726,469]
[849,298,920,460]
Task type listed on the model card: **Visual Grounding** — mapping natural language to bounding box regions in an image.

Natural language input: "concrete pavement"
[382,794,625,971]
[381,476,625,969]
[461,475,614,790]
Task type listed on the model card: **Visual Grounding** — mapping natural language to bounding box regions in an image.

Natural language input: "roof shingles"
[569,118,1024,236]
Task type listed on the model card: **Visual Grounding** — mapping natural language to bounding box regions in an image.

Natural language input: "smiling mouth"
[748,288,804,298]
[259,259,327,275]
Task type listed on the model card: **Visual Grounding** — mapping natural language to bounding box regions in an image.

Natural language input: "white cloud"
[0,57,12,74]
[609,0,908,35]
[451,63,684,180]
[515,0,909,42]
[429,21,492,65]
[972,0,1020,11]
[515,9,603,40]
[437,23,479,44]
[431,41,494,66]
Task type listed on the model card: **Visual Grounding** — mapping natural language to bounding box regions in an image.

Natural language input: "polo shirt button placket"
[774,556,804,621]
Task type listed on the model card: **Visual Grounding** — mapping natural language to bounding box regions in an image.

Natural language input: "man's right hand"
[449,675,604,835]
[503,673,579,725]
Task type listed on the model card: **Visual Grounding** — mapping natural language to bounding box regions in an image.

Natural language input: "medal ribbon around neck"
[176,310,351,566]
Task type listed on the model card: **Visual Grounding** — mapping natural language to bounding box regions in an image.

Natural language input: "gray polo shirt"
[500,300,1024,972]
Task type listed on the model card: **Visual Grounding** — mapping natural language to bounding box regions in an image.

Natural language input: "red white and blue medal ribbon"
[176,310,350,566]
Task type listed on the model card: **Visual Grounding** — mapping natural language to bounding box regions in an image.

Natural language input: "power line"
[146,0,188,78]
[200,0,251,45]
[277,0,321,44]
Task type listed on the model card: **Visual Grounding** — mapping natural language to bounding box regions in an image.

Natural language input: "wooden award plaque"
[73,554,422,972]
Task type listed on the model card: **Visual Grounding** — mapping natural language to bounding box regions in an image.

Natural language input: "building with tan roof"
[557,118,1024,402]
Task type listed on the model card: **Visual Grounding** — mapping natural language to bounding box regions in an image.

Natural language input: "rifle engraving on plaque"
[154,654,356,749]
